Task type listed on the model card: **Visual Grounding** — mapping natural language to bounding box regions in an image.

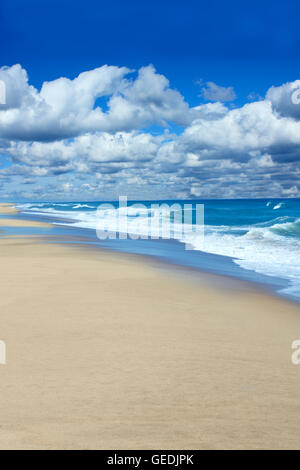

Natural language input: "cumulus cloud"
[0,63,299,200]
[266,79,300,120]
[7,140,76,166]
[199,81,236,102]
[0,64,192,142]
[174,100,300,163]
[75,131,160,164]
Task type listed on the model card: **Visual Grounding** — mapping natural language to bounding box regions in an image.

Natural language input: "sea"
[16,198,300,302]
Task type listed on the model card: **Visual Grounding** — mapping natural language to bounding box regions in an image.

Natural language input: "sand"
[0,204,51,228]
[0,205,300,449]
[0,218,52,228]
[0,204,19,214]
[0,240,300,449]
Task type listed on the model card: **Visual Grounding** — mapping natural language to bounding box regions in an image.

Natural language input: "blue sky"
[0,0,300,200]
[2,0,299,104]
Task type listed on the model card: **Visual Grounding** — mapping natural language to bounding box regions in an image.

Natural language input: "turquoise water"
[16,198,300,301]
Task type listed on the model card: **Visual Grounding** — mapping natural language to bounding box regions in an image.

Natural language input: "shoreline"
[2,203,299,304]
[14,204,300,304]
[0,204,300,449]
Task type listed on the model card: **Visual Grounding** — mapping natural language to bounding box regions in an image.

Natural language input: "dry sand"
[0,204,19,214]
[0,204,51,228]
[0,206,300,449]
[0,218,52,228]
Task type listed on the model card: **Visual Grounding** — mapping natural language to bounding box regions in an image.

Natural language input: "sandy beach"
[0,218,52,228]
[0,204,19,214]
[0,204,300,449]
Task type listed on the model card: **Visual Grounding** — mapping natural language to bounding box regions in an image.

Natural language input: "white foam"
[19,203,300,298]
[73,204,95,209]
[189,223,300,297]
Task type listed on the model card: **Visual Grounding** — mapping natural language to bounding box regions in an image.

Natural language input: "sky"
[0,0,300,200]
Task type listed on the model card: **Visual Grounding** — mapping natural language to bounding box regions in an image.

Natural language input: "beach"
[0,204,300,449]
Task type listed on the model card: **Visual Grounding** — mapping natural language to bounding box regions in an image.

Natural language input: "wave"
[189,224,300,297]
[17,202,75,210]
[270,218,300,237]
[72,204,95,209]
[266,201,287,210]
[253,216,293,227]
[17,201,300,298]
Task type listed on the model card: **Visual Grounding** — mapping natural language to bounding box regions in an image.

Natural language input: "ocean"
[16,198,300,301]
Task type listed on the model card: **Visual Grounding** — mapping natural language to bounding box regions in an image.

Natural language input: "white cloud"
[0,64,299,199]
[176,100,300,162]
[199,81,236,102]
[0,64,192,142]
[7,140,76,166]
[266,79,300,120]
[75,131,160,164]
